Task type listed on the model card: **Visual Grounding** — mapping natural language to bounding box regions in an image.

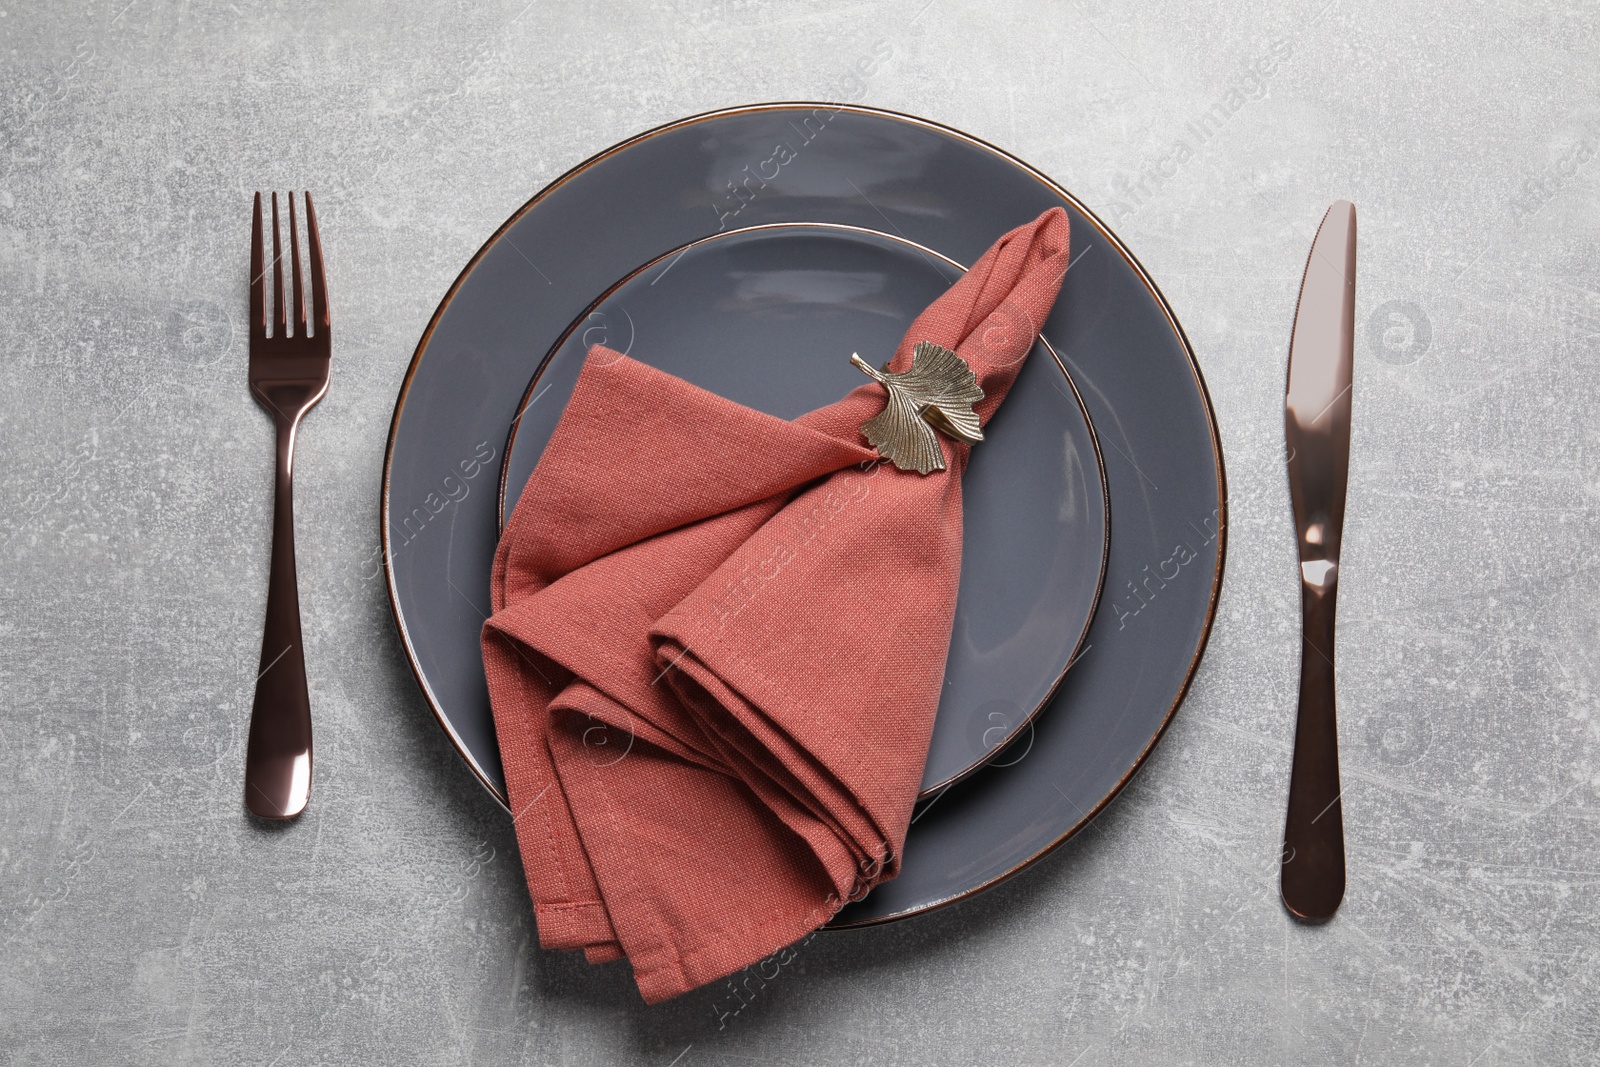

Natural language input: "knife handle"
[1281,570,1345,920]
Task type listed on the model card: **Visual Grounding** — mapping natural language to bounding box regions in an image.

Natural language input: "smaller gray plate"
[499,224,1109,797]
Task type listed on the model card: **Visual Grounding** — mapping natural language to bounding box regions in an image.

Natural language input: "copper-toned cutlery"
[1280,200,1355,919]
[245,191,329,820]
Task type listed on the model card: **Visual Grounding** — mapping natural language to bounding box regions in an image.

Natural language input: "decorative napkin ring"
[850,341,985,474]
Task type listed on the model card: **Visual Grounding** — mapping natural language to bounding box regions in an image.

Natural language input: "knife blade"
[1281,199,1356,921]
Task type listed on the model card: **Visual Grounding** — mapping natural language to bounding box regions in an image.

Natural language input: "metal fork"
[245,191,329,820]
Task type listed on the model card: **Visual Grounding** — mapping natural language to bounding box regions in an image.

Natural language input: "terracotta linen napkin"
[483,207,1071,1002]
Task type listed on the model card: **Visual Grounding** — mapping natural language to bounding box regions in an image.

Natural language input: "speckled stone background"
[4,1,1598,1063]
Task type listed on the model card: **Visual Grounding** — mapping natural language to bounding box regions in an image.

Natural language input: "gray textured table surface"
[5,1,1598,1064]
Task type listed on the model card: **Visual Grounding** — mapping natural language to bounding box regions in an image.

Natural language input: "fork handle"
[1281,576,1345,920]
[245,415,313,819]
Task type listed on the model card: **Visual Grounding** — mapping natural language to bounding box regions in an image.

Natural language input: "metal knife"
[1281,200,1355,921]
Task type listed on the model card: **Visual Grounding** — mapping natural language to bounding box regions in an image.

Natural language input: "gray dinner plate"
[498,223,1108,797]
[382,104,1226,925]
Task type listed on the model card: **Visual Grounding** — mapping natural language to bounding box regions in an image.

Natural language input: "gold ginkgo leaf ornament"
[851,341,985,475]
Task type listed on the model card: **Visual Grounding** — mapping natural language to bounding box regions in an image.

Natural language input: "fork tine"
[305,192,328,337]
[288,192,305,338]
[271,191,286,339]
[250,192,265,342]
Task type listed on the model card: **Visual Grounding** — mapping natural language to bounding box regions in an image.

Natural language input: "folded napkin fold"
[483,207,1071,1002]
